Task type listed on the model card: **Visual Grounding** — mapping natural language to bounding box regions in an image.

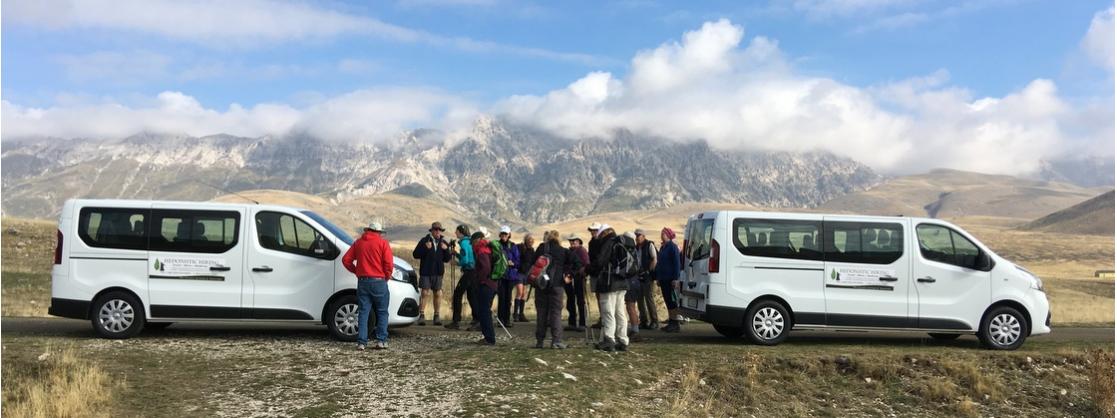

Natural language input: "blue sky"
[1,0,1113,174]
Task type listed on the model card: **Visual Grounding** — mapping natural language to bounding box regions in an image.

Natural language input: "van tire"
[978,306,1027,350]
[928,333,961,340]
[744,300,791,346]
[713,325,744,339]
[91,291,145,339]
[327,295,362,342]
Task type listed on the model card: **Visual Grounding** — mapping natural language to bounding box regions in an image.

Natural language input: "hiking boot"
[615,342,628,352]
[432,316,443,326]
[476,338,495,346]
[374,341,388,350]
[444,322,461,330]
[466,323,479,331]
[418,314,426,326]
[534,340,545,349]
[661,321,681,333]
[629,333,643,343]
[357,343,367,351]
[551,342,568,349]
[517,314,529,322]
[595,339,616,352]
[650,321,661,330]
[639,323,652,330]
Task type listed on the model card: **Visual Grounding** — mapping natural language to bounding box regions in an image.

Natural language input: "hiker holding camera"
[528,230,582,349]
[495,226,521,328]
[412,222,451,326]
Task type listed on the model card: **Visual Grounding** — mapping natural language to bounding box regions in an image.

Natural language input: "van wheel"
[745,300,791,346]
[91,291,145,339]
[928,333,961,340]
[978,306,1027,350]
[327,295,363,342]
[713,325,744,339]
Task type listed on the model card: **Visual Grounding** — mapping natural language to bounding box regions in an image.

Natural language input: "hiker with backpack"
[620,232,644,341]
[564,234,590,332]
[656,227,683,333]
[515,233,537,322]
[527,230,582,349]
[495,226,520,328]
[446,225,475,331]
[634,229,660,330]
[588,227,633,352]
[471,230,497,345]
[412,222,452,326]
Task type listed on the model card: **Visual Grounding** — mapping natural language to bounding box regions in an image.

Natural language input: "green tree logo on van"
[153,259,163,271]
[831,269,840,281]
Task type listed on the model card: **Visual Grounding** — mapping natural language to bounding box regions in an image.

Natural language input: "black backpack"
[611,236,639,279]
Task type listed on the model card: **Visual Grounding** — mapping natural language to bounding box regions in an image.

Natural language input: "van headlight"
[1030,276,1045,292]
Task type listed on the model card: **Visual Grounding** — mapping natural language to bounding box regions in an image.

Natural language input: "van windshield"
[301,211,354,246]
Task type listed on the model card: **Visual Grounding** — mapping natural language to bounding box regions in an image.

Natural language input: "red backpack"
[526,252,552,289]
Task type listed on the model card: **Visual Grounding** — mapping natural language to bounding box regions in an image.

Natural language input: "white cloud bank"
[1083,7,1115,71]
[3,18,1112,176]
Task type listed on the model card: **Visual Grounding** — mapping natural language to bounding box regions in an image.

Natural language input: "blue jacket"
[412,235,451,277]
[655,240,681,282]
[499,240,522,281]
[457,237,475,270]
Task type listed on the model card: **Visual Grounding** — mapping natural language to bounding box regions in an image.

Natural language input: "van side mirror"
[974,252,995,271]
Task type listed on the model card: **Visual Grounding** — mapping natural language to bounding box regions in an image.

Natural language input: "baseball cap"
[366,221,384,232]
[499,225,512,234]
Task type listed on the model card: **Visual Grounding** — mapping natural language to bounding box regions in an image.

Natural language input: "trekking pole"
[495,315,513,339]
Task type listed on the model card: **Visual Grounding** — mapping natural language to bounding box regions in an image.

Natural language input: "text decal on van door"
[828,267,897,289]
[150,257,228,281]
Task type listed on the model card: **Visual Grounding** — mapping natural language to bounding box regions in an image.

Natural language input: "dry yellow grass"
[2,346,121,418]
[1088,349,1115,418]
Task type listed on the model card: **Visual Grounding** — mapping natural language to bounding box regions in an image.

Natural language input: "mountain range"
[1,117,882,225]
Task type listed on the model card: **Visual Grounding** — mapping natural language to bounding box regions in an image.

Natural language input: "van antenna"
[192,180,259,204]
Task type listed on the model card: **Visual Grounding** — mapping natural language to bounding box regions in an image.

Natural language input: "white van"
[677,211,1051,350]
[48,199,420,340]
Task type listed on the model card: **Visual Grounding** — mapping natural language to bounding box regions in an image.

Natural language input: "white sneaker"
[357,344,367,351]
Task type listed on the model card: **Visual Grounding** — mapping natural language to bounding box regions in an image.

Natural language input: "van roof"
[689,210,946,225]
[69,198,306,213]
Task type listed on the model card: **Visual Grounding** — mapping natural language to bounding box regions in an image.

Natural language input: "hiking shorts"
[419,275,444,291]
[624,277,642,303]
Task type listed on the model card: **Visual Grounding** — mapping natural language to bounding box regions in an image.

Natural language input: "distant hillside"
[1020,190,1115,235]
[819,169,1107,220]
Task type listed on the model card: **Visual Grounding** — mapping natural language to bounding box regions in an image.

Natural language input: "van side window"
[823,222,904,265]
[916,224,982,268]
[255,212,333,258]
[78,207,148,250]
[732,218,822,261]
[149,210,240,254]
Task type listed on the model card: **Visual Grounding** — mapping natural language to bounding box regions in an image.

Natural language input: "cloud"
[498,19,1112,175]
[2,88,478,142]
[3,0,604,64]
[1082,7,1115,70]
[790,0,917,19]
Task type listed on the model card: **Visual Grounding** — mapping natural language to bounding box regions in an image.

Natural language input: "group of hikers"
[342,221,686,352]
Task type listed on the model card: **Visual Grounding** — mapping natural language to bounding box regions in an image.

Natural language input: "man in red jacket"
[342,221,394,350]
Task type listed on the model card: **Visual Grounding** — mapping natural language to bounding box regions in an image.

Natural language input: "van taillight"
[54,230,63,265]
[708,239,720,273]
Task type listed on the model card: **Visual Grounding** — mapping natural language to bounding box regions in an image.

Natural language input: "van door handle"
[252,266,273,273]
[878,276,898,282]
[917,277,936,283]
[210,266,231,272]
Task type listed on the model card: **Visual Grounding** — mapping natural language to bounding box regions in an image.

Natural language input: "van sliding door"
[821,218,912,328]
